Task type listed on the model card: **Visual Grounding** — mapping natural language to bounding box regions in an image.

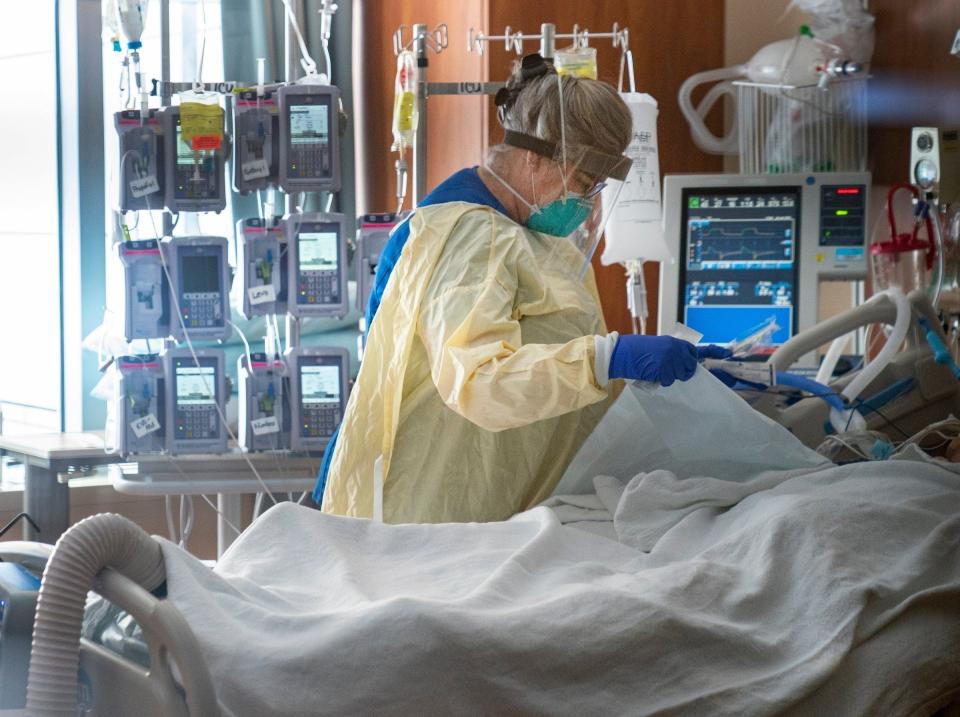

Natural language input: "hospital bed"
[3,459,960,717]
[3,292,960,716]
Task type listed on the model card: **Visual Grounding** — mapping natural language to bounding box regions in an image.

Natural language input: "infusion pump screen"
[182,255,220,293]
[175,365,216,405]
[174,121,218,199]
[173,359,219,441]
[290,104,330,147]
[298,358,343,440]
[680,188,800,346]
[299,231,339,271]
[301,365,341,404]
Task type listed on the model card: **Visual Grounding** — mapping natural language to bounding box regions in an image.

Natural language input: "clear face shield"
[511,141,626,283]
[489,56,631,282]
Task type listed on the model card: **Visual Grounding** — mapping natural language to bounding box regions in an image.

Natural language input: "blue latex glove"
[608,336,730,386]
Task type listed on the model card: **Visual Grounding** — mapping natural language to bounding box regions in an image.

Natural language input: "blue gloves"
[607,335,731,386]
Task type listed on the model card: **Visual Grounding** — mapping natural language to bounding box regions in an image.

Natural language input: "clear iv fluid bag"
[600,93,673,266]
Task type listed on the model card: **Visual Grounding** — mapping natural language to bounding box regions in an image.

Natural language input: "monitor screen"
[175,364,216,405]
[300,363,341,404]
[679,187,800,346]
[298,230,339,272]
[175,122,195,167]
[289,103,330,147]
[181,253,221,294]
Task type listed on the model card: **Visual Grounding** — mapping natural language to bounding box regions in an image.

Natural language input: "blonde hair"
[498,66,632,169]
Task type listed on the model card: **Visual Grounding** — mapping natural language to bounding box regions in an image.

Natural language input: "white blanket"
[160,458,960,717]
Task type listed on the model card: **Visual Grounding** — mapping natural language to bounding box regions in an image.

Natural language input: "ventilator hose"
[841,287,911,403]
[26,513,165,717]
[677,65,744,155]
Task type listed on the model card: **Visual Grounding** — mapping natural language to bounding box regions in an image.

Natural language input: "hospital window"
[0,3,61,434]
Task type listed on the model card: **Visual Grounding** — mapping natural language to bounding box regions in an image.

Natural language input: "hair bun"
[496,53,555,126]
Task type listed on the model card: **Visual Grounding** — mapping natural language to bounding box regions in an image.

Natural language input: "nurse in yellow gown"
[322,55,710,522]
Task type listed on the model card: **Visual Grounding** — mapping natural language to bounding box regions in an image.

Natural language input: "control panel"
[286,212,348,318]
[164,235,232,342]
[161,105,227,213]
[278,83,341,193]
[286,347,349,452]
[164,349,227,455]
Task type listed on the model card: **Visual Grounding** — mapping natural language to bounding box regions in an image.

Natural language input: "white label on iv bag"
[600,93,673,266]
[248,284,276,306]
[251,416,280,436]
[130,175,160,197]
[242,159,271,180]
[131,413,161,438]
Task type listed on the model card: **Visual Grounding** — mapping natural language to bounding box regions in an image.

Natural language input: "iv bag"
[600,93,673,266]
[391,51,417,153]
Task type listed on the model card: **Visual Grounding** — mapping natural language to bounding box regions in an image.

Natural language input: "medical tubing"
[774,371,845,412]
[677,65,744,155]
[815,332,850,385]
[278,0,317,76]
[26,513,165,717]
[842,287,911,403]
[929,204,946,309]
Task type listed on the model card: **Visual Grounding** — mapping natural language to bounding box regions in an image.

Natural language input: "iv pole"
[394,22,629,207]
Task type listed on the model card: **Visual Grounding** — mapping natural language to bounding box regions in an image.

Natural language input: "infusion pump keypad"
[299,273,339,306]
[176,404,219,440]
[181,293,223,328]
[302,404,341,439]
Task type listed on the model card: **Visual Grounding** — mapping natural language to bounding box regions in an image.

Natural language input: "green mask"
[525,194,593,237]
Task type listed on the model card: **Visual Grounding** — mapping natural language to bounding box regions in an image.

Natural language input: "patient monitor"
[659,172,870,363]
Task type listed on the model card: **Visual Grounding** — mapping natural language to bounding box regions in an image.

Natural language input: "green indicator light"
[835,209,849,216]
[688,197,700,208]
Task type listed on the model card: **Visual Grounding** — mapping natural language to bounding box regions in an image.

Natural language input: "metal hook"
[467,28,483,54]
[433,24,448,51]
[393,24,408,56]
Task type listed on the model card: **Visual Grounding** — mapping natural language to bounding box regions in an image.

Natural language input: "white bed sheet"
[160,457,960,717]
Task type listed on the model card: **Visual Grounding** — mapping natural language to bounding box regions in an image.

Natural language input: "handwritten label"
[130,175,160,197]
[251,416,280,436]
[131,413,161,438]
[248,284,276,305]
[242,159,270,180]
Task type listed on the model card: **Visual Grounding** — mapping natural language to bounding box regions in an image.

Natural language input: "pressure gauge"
[914,158,939,190]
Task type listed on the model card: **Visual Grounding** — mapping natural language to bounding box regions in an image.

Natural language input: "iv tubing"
[930,205,946,309]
